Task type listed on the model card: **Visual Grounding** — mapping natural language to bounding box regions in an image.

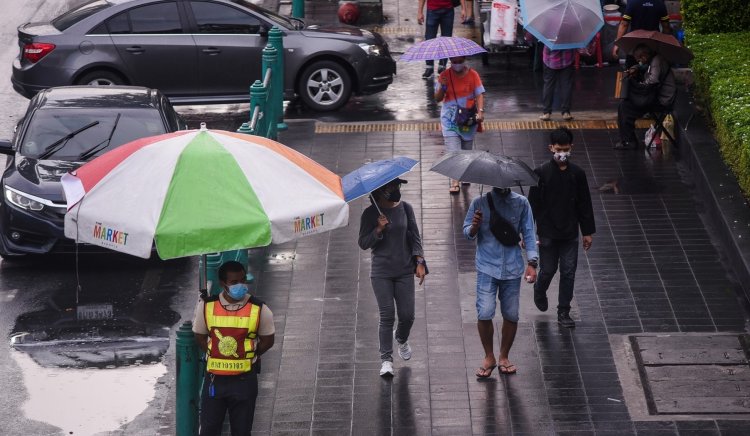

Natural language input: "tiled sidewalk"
[245,123,750,435]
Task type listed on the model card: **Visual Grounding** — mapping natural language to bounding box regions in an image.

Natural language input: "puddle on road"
[11,350,166,435]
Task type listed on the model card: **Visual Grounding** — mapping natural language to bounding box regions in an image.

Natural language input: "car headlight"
[4,187,45,211]
[358,43,384,56]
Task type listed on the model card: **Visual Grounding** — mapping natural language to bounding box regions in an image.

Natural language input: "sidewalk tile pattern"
[245,125,749,435]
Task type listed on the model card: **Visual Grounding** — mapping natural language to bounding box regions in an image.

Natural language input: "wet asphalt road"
[0,2,198,435]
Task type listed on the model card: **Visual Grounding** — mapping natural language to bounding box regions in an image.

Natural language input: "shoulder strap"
[200,290,220,302]
[486,192,496,212]
[248,295,265,308]
[402,201,413,217]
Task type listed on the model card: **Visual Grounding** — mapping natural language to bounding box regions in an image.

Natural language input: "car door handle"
[125,46,145,54]
[202,48,221,55]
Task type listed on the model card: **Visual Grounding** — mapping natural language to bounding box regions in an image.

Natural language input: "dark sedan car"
[0,86,185,259]
[12,0,396,111]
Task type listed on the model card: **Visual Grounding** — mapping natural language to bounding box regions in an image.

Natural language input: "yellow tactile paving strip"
[315,119,652,133]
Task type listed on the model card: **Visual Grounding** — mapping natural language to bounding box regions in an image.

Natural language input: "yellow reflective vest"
[204,297,262,375]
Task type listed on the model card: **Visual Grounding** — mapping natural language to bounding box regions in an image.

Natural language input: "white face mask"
[451,63,466,72]
[553,151,571,162]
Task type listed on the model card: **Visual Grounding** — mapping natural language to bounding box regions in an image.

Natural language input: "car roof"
[34,86,163,110]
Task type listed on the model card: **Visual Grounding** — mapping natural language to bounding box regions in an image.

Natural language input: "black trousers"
[542,65,574,114]
[534,237,579,312]
[199,370,258,436]
[617,99,668,144]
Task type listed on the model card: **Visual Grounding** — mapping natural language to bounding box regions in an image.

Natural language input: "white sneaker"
[394,330,412,360]
[379,360,394,377]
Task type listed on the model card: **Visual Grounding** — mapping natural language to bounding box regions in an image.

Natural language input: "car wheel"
[298,61,352,112]
[76,70,126,87]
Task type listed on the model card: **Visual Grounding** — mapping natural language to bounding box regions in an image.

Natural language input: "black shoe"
[613,141,633,150]
[558,311,576,328]
[533,288,548,312]
[422,68,434,80]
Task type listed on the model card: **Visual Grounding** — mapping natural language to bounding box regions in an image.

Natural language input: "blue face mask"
[227,283,248,300]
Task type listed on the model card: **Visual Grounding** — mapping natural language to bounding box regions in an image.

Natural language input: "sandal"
[476,364,497,378]
[562,112,574,121]
[499,364,517,375]
[539,113,551,121]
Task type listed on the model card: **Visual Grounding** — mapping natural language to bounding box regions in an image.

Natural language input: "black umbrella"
[430,151,539,193]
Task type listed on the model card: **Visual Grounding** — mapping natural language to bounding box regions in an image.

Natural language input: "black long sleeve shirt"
[358,201,424,278]
[528,159,596,240]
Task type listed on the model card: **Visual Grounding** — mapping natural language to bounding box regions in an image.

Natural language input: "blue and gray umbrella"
[342,157,419,203]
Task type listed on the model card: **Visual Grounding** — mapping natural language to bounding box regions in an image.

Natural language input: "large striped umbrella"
[61,126,349,259]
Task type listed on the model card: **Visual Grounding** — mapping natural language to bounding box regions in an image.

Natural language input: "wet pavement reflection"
[177,53,621,128]
[12,351,166,434]
[0,253,192,435]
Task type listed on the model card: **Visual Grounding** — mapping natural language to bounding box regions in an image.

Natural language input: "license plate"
[77,304,113,321]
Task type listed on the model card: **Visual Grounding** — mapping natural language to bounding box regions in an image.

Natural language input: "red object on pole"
[338,1,360,24]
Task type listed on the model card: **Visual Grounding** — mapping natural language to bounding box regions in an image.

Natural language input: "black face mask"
[492,187,511,197]
[384,189,401,202]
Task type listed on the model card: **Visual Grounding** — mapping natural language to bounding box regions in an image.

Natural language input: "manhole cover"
[630,334,750,415]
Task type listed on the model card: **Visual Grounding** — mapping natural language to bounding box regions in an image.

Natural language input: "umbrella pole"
[370,194,384,216]
[479,184,484,197]
[201,254,208,291]
[519,183,524,196]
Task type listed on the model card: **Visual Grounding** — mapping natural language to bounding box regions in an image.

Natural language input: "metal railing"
[237,27,287,139]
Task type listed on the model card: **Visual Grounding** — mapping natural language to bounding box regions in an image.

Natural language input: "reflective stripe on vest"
[204,300,261,375]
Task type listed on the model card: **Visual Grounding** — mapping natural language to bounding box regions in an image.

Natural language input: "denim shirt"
[463,192,538,280]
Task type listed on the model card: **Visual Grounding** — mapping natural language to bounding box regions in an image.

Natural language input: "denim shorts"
[443,134,474,153]
[475,271,521,322]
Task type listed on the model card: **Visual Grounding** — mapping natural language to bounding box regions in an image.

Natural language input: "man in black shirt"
[611,0,672,61]
[528,127,595,328]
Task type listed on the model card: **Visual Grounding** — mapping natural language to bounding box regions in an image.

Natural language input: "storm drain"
[630,334,750,415]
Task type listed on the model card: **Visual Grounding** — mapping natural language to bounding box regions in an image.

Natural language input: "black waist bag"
[487,193,521,246]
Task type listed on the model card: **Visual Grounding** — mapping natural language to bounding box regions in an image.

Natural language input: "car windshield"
[52,0,113,31]
[231,0,294,30]
[22,108,166,161]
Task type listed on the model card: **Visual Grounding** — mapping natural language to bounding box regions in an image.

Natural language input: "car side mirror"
[0,140,13,155]
[259,25,270,37]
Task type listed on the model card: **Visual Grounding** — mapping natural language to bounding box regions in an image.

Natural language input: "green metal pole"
[176,321,201,436]
[237,122,252,134]
[292,0,304,19]
[249,79,266,136]
[262,44,278,140]
[268,27,288,132]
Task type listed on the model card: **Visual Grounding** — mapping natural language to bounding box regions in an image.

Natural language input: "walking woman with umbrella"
[401,37,487,194]
[344,157,427,377]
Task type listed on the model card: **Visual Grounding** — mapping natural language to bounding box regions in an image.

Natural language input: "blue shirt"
[463,192,538,280]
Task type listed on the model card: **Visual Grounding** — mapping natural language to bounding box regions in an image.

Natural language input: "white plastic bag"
[489,0,518,46]
[644,124,661,148]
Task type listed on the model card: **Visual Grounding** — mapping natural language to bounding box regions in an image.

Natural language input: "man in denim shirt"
[463,187,538,377]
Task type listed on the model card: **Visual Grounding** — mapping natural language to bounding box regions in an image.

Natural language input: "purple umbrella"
[400,36,487,62]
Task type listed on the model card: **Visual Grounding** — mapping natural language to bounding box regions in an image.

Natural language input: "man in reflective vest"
[193,261,275,436]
